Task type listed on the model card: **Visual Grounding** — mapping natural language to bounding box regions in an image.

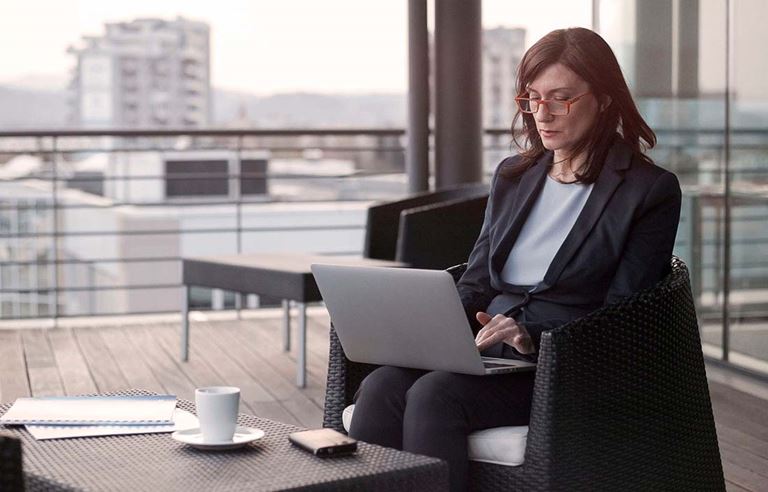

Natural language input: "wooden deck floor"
[1,309,767,491]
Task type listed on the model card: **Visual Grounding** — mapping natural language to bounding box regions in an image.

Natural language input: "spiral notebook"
[0,395,177,426]
[25,408,198,440]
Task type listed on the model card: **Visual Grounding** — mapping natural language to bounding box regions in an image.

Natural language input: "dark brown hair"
[503,27,656,183]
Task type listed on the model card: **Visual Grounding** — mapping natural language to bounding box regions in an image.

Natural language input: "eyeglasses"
[515,92,591,116]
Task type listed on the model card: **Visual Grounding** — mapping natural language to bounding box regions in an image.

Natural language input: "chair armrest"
[322,324,380,432]
[523,258,723,489]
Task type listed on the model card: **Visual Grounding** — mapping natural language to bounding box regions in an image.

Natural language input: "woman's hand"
[474,312,536,354]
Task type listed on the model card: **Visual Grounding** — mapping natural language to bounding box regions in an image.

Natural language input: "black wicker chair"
[322,256,725,491]
[396,194,489,270]
[0,434,23,491]
[364,183,488,262]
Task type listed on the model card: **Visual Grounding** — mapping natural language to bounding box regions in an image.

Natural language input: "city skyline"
[1,0,591,95]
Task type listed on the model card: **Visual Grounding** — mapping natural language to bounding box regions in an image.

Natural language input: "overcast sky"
[0,0,592,94]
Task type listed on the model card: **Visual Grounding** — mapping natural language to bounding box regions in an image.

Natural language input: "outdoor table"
[181,253,403,387]
[0,389,447,491]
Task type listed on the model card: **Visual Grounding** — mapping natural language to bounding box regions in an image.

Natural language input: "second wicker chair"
[322,256,725,491]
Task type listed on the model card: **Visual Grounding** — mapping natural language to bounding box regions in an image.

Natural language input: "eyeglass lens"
[521,99,568,115]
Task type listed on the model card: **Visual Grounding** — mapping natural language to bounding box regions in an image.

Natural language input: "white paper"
[0,395,177,425]
[25,409,199,440]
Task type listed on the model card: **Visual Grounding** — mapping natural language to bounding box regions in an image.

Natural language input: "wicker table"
[0,390,447,491]
[182,253,403,387]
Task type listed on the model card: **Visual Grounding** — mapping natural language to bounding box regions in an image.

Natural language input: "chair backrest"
[363,183,487,261]
[395,194,488,270]
[526,256,724,490]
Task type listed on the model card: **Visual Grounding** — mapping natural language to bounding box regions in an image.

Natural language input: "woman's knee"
[405,371,470,416]
[355,366,422,404]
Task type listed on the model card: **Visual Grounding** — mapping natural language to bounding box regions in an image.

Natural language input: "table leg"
[297,302,307,388]
[282,299,291,352]
[181,284,190,361]
[236,293,247,319]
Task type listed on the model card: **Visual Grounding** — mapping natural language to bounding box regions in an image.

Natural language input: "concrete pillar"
[407,0,430,193]
[635,0,674,97]
[434,0,483,188]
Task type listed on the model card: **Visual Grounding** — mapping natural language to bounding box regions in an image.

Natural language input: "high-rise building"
[67,17,211,128]
[482,27,526,129]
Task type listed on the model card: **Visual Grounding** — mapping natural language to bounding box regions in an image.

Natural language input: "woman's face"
[526,62,601,157]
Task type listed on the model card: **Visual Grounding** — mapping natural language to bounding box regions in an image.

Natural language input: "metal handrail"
[1,127,767,325]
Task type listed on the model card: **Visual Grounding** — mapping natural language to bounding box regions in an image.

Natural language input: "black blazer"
[457,137,682,359]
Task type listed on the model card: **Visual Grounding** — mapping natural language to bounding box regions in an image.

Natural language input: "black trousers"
[348,366,536,492]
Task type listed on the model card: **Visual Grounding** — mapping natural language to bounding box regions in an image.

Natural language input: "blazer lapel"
[535,139,633,293]
[491,152,551,274]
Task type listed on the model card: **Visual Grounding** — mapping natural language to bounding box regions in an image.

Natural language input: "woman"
[349,27,682,491]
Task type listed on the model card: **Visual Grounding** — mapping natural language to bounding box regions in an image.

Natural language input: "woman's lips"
[539,130,560,138]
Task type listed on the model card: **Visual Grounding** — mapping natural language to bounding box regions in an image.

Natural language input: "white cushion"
[342,404,527,467]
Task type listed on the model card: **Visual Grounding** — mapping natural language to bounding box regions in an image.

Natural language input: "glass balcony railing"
[1,127,766,372]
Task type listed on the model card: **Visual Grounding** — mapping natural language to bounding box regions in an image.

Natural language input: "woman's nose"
[535,103,553,123]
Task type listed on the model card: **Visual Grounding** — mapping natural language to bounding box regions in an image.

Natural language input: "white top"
[501,175,594,286]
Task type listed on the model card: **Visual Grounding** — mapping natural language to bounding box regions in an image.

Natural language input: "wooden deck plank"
[719,440,768,482]
[47,328,97,396]
[711,381,768,430]
[306,315,331,366]
[281,396,323,429]
[720,447,768,492]
[189,321,275,404]
[714,402,768,445]
[131,324,203,402]
[74,328,130,393]
[0,331,30,401]
[1,313,767,486]
[153,321,258,416]
[717,422,768,461]
[239,312,329,383]
[21,330,64,397]
[153,322,230,390]
[118,324,193,401]
[224,318,326,401]
[209,319,324,427]
[213,322,308,401]
[99,326,165,394]
[726,480,752,492]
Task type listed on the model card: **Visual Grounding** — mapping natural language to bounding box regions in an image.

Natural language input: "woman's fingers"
[476,326,515,351]
[476,318,520,348]
[512,333,536,354]
[474,312,496,341]
[474,317,536,354]
[475,311,493,325]
[476,316,519,342]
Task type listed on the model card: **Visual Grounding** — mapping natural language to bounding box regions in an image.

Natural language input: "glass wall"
[728,0,768,373]
[597,0,768,375]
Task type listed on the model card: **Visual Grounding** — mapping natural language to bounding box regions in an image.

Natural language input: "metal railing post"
[688,193,703,312]
[235,134,243,318]
[52,135,59,328]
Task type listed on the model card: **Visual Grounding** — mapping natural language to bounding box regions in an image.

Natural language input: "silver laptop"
[311,264,536,375]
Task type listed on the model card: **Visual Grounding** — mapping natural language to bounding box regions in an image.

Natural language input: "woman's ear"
[599,95,613,112]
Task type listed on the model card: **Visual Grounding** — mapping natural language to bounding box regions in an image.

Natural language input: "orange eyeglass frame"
[515,91,591,115]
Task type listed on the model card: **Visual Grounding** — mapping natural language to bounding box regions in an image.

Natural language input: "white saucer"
[172,426,265,450]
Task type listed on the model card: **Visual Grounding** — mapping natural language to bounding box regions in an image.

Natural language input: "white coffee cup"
[195,386,240,443]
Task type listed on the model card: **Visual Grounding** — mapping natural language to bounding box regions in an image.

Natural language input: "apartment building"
[67,17,211,128]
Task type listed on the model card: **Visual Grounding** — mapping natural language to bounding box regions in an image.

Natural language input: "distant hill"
[0,84,406,130]
[213,90,406,128]
[0,86,69,129]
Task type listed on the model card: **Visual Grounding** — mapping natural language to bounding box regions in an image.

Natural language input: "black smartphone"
[288,428,358,457]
